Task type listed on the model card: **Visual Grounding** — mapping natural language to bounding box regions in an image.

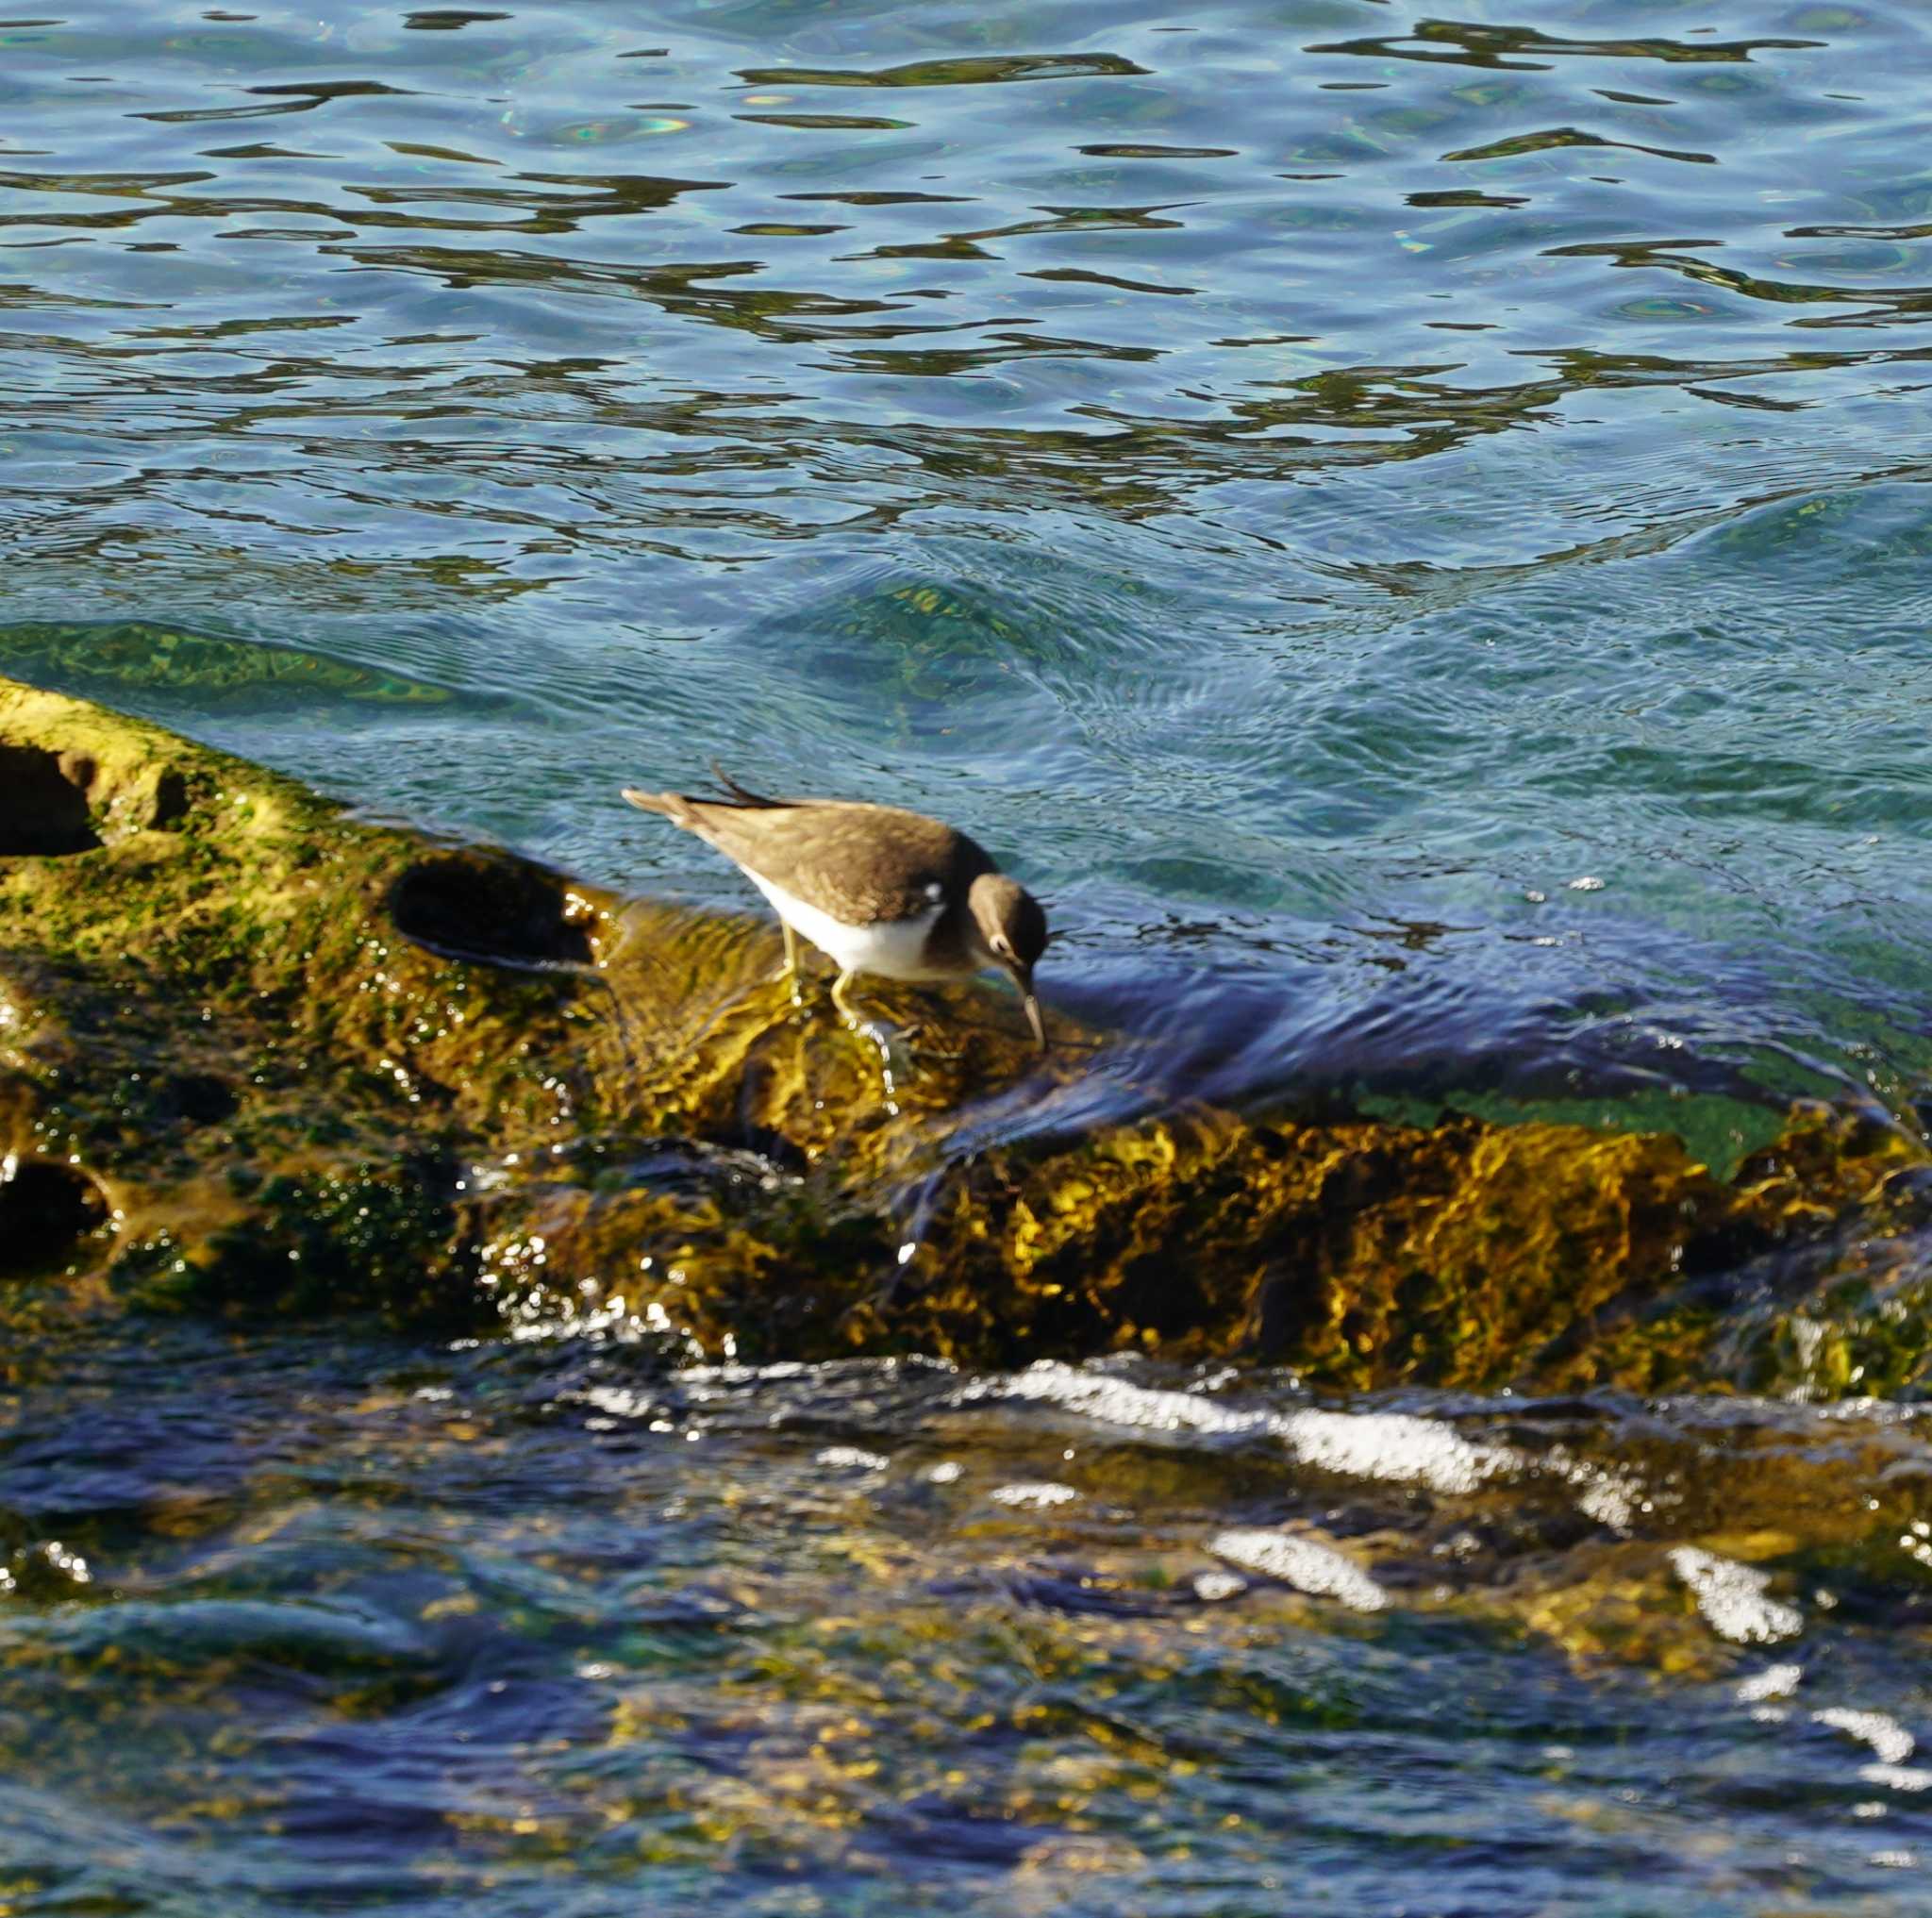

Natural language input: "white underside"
[746,872,977,981]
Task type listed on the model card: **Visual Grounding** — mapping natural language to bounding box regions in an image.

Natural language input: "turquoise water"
[5,0,1930,1126]
[6,2,1932,1910]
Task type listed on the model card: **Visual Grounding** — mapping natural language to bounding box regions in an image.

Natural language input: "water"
[7,1323,1932,1915]
[4,1,1932,1909]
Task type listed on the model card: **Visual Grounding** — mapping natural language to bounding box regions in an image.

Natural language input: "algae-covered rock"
[3,674,1927,1391]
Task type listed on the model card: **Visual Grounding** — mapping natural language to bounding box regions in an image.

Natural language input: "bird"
[621,767,1049,1050]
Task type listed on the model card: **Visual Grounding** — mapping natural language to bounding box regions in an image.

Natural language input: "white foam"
[816,1446,888,1473]
[677,1359,812,1386]
[967,1361,1514,1498]
[572,1384,653,1420]
[1668,1547,1803,1644]
[1859,1766,1932,1794]
[1210,1528,1390,1612]
[1277,1409,1513,1498]
[1736,1662,1803,1703]
[1192,1569,1247,1603]
[968,1360,1272,1436]
[1816,1709,1915,1766]
[990,1481,1080,1509]
[1541,1442,1645,1532]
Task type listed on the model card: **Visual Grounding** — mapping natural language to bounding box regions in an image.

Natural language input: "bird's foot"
[889,1019,968,1067]
[768,962,809,1009]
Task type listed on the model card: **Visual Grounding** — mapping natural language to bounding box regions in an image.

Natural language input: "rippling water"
[7,0,1931,1121]
[6,1,1932,1909]
[8,1325,1932,1915]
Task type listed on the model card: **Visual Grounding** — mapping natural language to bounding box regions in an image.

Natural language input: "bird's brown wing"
[679,800,991,924]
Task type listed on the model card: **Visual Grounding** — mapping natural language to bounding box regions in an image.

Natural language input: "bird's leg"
[833,968,907,1056]
[769,921,806,1004]
[829,967,866,1031]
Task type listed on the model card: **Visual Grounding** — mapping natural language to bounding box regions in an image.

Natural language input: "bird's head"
[968,873,1050,1052]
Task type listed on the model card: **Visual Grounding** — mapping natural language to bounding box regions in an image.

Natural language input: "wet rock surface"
[2,674,1927,1393]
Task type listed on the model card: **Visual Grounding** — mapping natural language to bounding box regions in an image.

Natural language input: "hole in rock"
[157,1072,238,1126]
[0,744,102,856]
[150,767,192,829]
[389,853,592,968]
[0,1157,110,1277]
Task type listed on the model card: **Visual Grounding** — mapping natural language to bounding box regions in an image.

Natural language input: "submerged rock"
[2,674,1927,1391]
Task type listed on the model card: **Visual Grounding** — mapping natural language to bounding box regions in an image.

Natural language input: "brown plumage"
[621,767,1050,1048]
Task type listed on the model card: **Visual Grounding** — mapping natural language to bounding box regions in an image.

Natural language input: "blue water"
[8,1326,1932,1916]
[5,1,1932,1910]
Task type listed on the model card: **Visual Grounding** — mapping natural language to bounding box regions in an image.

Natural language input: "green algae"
[0,620,463,709]
[2,674,1928,1394]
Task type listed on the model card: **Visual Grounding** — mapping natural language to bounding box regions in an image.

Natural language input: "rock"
[2,674,1926,1390]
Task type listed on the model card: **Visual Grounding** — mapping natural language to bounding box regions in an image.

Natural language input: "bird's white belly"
[747,873,961,981]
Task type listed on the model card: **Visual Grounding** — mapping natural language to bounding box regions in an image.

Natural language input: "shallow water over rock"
[7,1324,1932,1915]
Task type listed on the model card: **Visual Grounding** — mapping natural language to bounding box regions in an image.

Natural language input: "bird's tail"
[619,787,700,826]
[621,765,786,822]
[706,764,786,808]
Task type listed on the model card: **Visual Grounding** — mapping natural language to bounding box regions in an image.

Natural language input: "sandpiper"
[621,768,1049,1050]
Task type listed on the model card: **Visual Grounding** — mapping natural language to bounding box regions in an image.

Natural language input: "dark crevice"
[0,1158,111,1276]
[388,852,592,969]
[157,1072,239,1126]
[150,767,192,829]
[0,744,102,856]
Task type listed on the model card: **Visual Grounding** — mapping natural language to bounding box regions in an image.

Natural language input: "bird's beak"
[1015,966,1049,1053]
